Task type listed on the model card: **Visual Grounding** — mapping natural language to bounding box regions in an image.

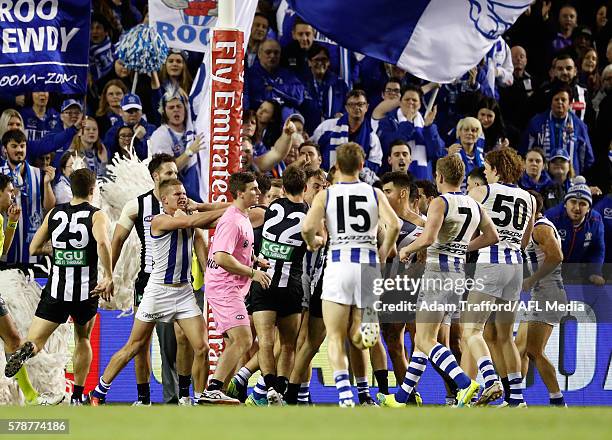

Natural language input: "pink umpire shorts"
[206,292,249,335]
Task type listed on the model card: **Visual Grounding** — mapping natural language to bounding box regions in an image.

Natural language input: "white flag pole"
[217,0,236,28]
[425,85,440,115]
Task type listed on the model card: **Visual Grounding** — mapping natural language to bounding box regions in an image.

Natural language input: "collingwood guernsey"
[46,202,99,301]
[260,197,309,288]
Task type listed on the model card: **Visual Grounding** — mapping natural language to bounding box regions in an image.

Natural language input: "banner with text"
[0,0,91,95]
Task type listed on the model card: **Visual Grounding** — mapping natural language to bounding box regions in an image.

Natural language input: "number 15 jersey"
[478,183,534,264]
[325,182,379,265]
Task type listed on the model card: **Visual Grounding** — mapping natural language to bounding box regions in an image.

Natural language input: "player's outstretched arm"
[152,208,227,234]
[29,210,53,256]
[193,228,209,275]
[399,197,445,262]
[302,189,326,251]
[111,199,138,270]
[376,188,400,262]
[467,207,499,252]
[521,195,537,250]
[522,223,563,292]
[92,211,114,301]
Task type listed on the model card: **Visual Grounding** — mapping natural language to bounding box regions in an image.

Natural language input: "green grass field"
[0,406,610,440]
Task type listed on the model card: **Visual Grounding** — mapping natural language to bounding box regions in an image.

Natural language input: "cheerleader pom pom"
[115,24,169,74]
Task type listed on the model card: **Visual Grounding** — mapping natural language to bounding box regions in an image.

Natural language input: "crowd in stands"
[0,0,609,281]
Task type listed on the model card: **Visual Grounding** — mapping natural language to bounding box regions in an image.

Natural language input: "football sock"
[207,379,223,392]
[333,370,354,405]
[71,385,84,403]
[285,383,300,404]
[252,376,267,401]
[501,376,510,403]
[356,376,370,402]
[374,369,389,395]
[178,375,191,398]
[13,366,38,403]
[507,372,524,405]
[395,351,427,403]
[137,383,150,404]
[549,392,565,406]
[92,376,111,399]
[234,367,252,387]
[275,376,289,395]
[298,381,310,405]
[477,356,499,390]
[429,344,471,389]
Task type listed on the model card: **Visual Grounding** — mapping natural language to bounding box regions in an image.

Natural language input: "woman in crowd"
[159,50,193,96]
[19,92,61,141]
[114,125,136,160]
[70,117,108,177]
[519,147,554,192]
[475,96,509,152]
[96,79,128,135]
[578,48,601,97]
[0,109,24,140]
[447,117,485,189]
[255,100,282,149]
[54,151,76,205]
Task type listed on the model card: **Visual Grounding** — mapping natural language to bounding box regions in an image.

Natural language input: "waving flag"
[288,0,531,83]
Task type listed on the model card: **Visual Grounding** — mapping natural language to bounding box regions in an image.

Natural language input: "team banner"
[149,0,220,52]
[0,0,91,94]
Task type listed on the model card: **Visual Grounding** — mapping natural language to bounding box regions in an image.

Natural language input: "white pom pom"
[573,176,587,185]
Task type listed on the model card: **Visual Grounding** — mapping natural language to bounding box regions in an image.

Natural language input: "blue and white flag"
[0,0,91,95]
[288,0,531,83]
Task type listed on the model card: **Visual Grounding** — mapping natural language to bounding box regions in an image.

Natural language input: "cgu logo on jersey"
[54,249,87,266]
[260,238,293,261]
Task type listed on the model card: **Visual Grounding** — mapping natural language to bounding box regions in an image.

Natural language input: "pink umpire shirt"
[204,205,254,298]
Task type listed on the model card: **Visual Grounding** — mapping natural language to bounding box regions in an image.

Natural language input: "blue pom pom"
[115,24,169,74]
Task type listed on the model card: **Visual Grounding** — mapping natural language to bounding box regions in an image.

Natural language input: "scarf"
[541,112,575,163]
[328,113,372,163]
[519,170,553,192]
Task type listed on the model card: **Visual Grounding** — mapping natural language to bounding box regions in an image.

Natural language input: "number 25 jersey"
[478,183,534,264]
[325,182,379,264]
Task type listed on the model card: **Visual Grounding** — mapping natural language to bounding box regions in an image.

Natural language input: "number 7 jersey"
[325,182,379,264]
[478,183,534,264]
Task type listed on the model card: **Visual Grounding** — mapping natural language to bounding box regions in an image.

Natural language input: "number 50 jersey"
[260,197,309,288]
[478,183,534,264]
[325,182,379,264]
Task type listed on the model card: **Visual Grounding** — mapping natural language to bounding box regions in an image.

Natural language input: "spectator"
[522,83,594,176]
[531,53,593,123]
[70,117,108,177]
[281,17,316,79]
[519,147,554,192]
[593,4,609,65]
[593,191,612,263]
[286,113,306,138]
[0,130,55,267]
[311,89,382,172]
[89,14,115,82]
[572,26,595,62]
[500,46,540,138]
[148,89,201,201]
[543,148,574,210]
[245,39,305,113]
[19,92,60,141]
[114,125,135,159]
[545,177,605,285]
[297,141,323,172]
[385,140,412,174]
[103,93,156,160]
[1,106,80,166]
[54,151,75,205]
[475,96,509,152]
[447,117,485,189]
[95,79,127,136]
[255,100,282,149]
[373,85,444,177]
[592,64,612,117]
[239,119,296,176]
[551,5,578,54]
[578,48,601,97]
[246,13,270,67]
[159,50,193,96]
[299,44,348,135]
[264,178,284,205]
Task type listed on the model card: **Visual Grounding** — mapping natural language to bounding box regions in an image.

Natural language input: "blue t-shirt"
[19,107,61,142]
